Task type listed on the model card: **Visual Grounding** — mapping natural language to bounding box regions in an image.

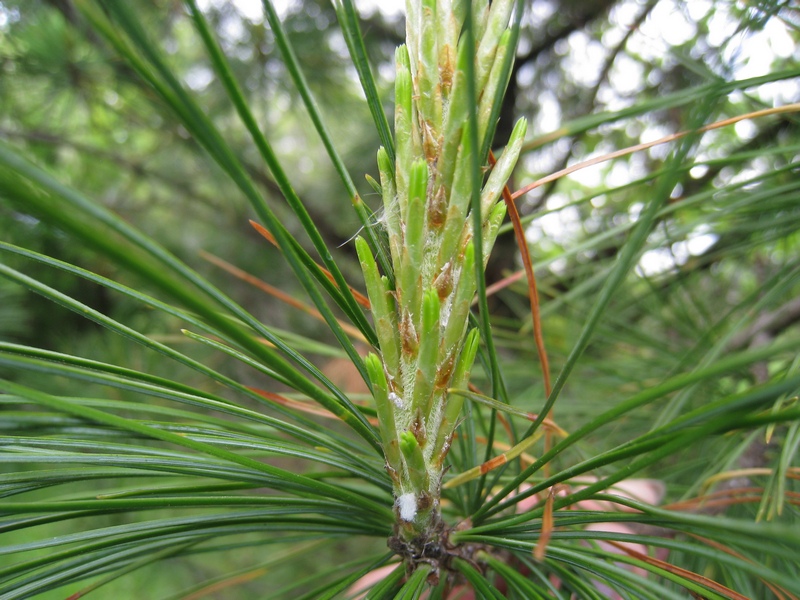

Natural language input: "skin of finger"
[348,564,398,599]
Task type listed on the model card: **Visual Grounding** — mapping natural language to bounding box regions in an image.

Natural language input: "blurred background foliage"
[2,0,797,349]
[0,0,799,596]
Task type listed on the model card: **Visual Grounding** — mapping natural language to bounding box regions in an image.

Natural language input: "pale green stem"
[359,0,524,545]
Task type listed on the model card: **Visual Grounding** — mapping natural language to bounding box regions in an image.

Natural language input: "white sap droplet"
[397,493,417,522]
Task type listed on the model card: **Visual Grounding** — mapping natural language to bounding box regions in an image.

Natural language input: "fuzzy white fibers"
[396,493,417,522]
